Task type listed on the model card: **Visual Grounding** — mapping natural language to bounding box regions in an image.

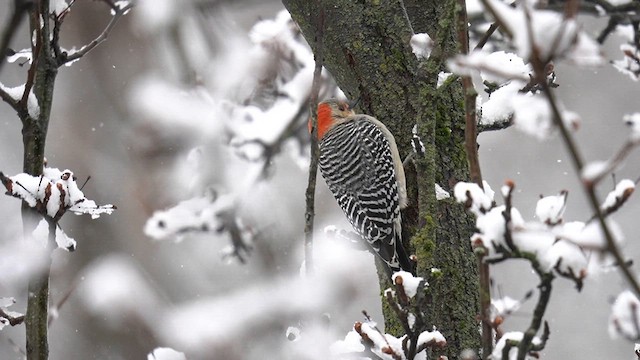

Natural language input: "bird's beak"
[349,97,361,110]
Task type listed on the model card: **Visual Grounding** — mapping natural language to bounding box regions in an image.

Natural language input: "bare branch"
[478,116,513,132]
[585,139,640,187]
[474,22,500,51]
[502,181,517,252]
[597,15,623,44]
[48,276,79,326]
[20,8,41,114]
[218,210,252,264]
[51,3,72,61]
[479,0,513,39]
[59,2,133,65]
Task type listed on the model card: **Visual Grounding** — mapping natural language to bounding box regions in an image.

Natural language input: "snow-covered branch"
[456,5,640,355]
[332,271,446,360]
[0,167,115,221]
[147,347,186,360]
[0,167,115,251]
[144,190,253,263]
[453,177,638,358]
[610,290,640,341]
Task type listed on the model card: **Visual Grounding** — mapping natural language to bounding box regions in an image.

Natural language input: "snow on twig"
[0,167,115,221]
[147,347,186,360]
[144,190,253,263]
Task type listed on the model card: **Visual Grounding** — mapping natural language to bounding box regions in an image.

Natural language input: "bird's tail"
[395,239,414,275]
[391,215,414,275]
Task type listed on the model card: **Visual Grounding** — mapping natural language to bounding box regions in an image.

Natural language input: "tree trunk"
[23,1,59,359]
[283,0,480,357]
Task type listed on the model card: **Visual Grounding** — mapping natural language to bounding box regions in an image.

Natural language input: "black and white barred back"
[319,115,410,272]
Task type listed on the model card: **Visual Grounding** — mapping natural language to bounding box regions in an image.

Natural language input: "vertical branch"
[457,0,492,356]
[25,255,51,360]
[304,3,325,275]
[24,2,57,359]
[25,215,55,360]
[474,22,499,51]
[456,0,482,188]
[516,273,553,360]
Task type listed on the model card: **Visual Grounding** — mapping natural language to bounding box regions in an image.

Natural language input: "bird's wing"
[319,117,402,269]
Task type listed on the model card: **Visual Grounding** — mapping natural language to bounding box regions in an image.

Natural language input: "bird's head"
[309,99,356,140]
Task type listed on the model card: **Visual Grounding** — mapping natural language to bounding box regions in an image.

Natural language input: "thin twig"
[597,15,621,44]
[303,2,325,275]
[19,2,43,116]
[60,2,134,65]
[497,186,557,359]
[48,277,79,326]
[7,338,26,356]
[51,4,71,61]
[215,206,253,264]
[474,22,500,51]
[585,139,640,186]
[502,181,517,252]
[479,0,513,39]
[385,289,413,338]
[361,311,397,350]
[478,116,513,132]
[488,182,556,359]
[516,273,553,360]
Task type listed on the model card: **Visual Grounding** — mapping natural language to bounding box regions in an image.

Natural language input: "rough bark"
[284,0,480,357]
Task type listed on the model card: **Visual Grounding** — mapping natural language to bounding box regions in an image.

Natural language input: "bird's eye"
[338,103,348,111]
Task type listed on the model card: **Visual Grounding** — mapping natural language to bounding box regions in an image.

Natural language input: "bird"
[312,98,413,274]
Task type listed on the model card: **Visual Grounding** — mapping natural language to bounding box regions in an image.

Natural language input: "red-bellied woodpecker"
[312,98,412,273]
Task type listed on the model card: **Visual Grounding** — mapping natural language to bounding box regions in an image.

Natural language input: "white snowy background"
[0,0,639,359]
